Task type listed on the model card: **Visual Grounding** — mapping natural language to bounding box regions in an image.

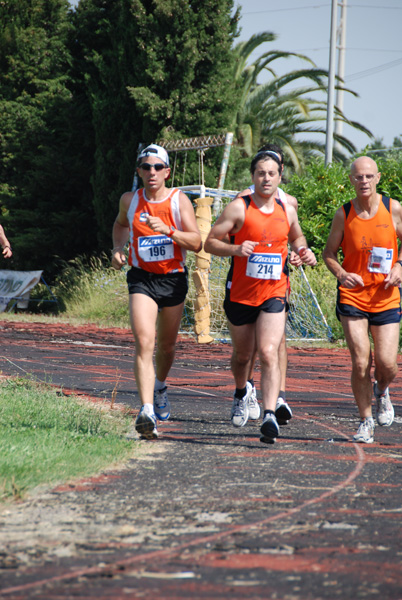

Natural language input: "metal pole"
[213,132,233,215]
[325,0,338,165]
[335,0,347,146]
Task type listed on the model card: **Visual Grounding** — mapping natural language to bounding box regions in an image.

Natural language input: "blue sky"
[68,0,402,152]
[236,0,402,152]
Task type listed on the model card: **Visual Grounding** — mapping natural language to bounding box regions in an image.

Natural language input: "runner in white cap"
[111,144,201,439]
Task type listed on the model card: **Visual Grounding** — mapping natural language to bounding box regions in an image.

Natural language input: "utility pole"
[335,0,347,148]
[325,0,338,165]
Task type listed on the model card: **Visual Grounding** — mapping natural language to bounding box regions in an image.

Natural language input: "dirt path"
[0,321,401,599]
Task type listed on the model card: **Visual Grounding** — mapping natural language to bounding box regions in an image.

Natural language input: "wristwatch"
[166,226,176,237]
[396,260,402,267]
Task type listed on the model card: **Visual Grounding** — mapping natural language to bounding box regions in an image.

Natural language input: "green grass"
[54,255,131,328]
[0,378,136,502]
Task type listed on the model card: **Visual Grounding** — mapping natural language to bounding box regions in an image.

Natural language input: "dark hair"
[257,143,284,164]
[250,151,283,175]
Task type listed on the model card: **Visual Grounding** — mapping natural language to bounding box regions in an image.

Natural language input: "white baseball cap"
[138,144,169,166]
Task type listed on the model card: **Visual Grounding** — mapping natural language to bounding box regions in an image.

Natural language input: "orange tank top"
[340,196,400,312]
[226,196,290,306]
[127,188,186,274]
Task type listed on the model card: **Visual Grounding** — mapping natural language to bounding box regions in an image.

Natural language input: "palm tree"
[232,32,372,171]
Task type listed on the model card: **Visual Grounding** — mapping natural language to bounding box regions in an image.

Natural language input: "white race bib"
[138,235,174,263]
[246,253,282,280]
[368,247,393,274]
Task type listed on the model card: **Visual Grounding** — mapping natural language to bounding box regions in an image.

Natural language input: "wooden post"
[193,197,214,343]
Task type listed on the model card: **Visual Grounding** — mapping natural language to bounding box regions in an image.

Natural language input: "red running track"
[0,320,401,599]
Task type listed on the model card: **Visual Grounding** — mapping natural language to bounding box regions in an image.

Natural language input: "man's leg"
[228,321,256,389]
[278,332,288,392]
[279,287,290,400]
[129,293,159,438]
[155,302,185,382]
[247,329,287,388]
[340,315,375,443]
[129,293,159,405]
[150,301,185,421]
[256,310,287,412]
[244,334,260,420]
[371,322,399,391]
[256,309,286,441]
[228,321,256,427]
[247,347,258,383]
[340,316,372,418]
[247,318,291,423]
[276,331,293,424]
[371,322,399,426]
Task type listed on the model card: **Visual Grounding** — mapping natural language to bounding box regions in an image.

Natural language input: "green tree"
[282,159,351,253]
[393,135,402,149]
[73,0,240,248]
[0,0,97,275]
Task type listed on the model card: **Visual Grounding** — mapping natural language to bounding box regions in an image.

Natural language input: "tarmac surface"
[0,320,401,599]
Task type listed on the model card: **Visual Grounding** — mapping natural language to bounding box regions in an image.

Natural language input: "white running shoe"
[231,390,250,427]
[135,404,158,440]
[246,382,260,420]
[275,396,292,425]
[373,382,394,427]
[353,417,375,444]
[154,386,171,421]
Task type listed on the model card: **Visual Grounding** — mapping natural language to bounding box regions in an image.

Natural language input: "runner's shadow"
[158,435,263,450]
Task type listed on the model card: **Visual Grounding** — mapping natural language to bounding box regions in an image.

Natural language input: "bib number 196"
[138,235,174,263]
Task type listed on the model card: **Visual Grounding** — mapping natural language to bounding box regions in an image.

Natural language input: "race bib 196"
[138,235,174,262]
[246,253,282,280]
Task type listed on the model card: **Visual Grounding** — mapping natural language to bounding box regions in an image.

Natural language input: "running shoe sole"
[353,434,374,444]
[135,414,158,439]
[140,430,158,440]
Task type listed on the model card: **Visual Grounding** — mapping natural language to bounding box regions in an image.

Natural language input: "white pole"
[213,132,233,215]
[335,0,347,146]
[325,0,338,165]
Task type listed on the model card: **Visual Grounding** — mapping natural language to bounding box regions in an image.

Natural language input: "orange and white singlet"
[339,196,400,312]
[127,188,186,274]
[226,196,290,306]
[249,186,287,204]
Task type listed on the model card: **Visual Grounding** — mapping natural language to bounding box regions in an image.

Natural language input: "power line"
[345,57,402,81]
[348,3,402,8]
[294,47,402,54]
[242,4,330,15]
[242,3,402,16]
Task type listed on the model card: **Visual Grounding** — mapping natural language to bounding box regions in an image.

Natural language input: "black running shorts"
[224,295,287,326]
[336,302,402,325]
[127,267,188,308]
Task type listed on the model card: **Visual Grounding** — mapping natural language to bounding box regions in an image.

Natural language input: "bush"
[283,155,402,256]
[54,255,130,327]
[283,159,352,254]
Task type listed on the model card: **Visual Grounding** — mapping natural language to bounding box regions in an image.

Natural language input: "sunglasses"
[139,163,166,171]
